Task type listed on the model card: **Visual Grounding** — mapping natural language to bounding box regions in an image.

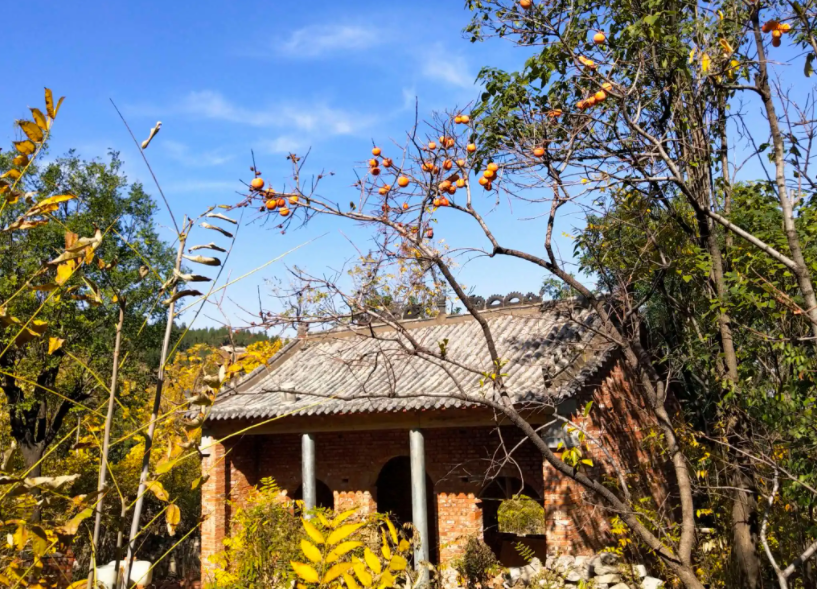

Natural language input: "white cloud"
[421,45,476,89]
[161,140,235,167]
[261,135,309,154]
[278,24,380,57]
[179,91,370,136]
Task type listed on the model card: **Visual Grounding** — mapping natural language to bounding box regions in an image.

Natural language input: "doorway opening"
[375,456,438,564]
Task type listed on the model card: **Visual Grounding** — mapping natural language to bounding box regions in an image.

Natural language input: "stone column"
[410,429,429,585]
[302,433,316,513]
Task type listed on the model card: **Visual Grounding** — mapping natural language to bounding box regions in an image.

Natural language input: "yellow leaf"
[331,508,357,527]
[36,194,76,209]
[55,96,66,117]
[56,262,76,286]
[56,507,93,536]
[381,532,392,560]
[30,108,48,131]
[378,570,396,589]
[364,548,382,575]
[300,539,323,563]
[45,88,55,119]
[384,518,398,544]
[322,562,353,584]
[719,39,734,56]
[688,47,697,64]
[17,120,44,143]
[13,140,36,156]
[145,480,169,502]
[317,512,332,528]
[389,555,407,571]
[354,561,373,587]
[48,337,64,355]
[326,541,363,564]
[397,539,410,552]
[327,522,364,545]
[302,518,325,544]
[343,573,361,589]
[1,169,21,181]
[291,561,320,583]
[701,53,711,73]
[166,504,180,536]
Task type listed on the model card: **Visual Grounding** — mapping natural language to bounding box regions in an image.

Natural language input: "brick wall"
[200,359,671,579]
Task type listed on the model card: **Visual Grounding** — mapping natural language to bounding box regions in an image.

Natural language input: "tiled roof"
[208,300,614,421]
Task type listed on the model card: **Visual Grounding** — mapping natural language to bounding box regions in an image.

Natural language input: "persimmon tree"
[231,0,817,586]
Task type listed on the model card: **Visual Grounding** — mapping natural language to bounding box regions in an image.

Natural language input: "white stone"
[641,577,664,589]
[554,555,576,570]
[593,564,621,576]
[564,569,586,583]
[595,574,623,584]
[611,584,632,589]
[634,565,648,579]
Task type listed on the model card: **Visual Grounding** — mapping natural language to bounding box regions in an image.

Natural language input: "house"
[199,297,669,584]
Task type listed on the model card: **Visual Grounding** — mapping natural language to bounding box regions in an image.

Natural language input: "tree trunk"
[19,441,45,523]
[731,471,761,589]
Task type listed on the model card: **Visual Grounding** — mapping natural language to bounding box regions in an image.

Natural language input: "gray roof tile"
[208,300,613,421]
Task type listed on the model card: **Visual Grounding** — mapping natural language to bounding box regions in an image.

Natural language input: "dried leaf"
[45,88,55,119]
[56,507,93,536]
[17,120,44,143]
[206,213,237,224]
[183,254,221,266]
[200,222,233,238]
[162,289,203,306]
[25,474,79,491]
[48,337,64,355]
[30,108,48,131]
[145,480,169,502]
[189,243,226,253]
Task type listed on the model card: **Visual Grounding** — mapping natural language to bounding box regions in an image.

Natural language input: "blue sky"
[3,1,799,330]
[3,1,567,330]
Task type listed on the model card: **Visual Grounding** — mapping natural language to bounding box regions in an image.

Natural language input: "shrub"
[205,478,304,589]
[454,536,501,589]
[497,495,545,535]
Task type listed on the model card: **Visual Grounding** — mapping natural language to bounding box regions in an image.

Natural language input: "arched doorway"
[480,477,545,566]
[375,456,438,564]
[292,479,335,511]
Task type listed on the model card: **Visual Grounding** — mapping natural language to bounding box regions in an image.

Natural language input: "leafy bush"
[205,478,304,589]
[453,536,501,589]
[497,495,545,536]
